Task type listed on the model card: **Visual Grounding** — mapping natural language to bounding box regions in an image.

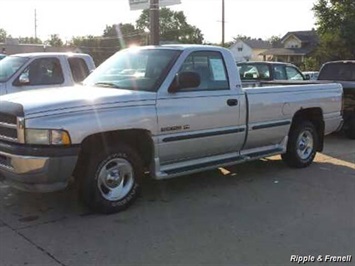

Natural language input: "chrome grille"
[0,113,18,142]
[0,154,12,169]
[0,127,17,138]
[0,113,17,124]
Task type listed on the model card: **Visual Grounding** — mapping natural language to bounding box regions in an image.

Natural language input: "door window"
[19,58,64,85]
[178,51,229,91]
[273,65,287,80]
[286,66,304,80]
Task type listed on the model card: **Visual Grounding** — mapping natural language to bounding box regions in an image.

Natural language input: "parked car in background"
[0,52,96,95]
[303,71,319,80]
[237,61,306,87]
[318,60,355,139]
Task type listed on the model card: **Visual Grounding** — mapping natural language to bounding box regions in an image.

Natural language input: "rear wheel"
[80,144,143,214]
[281,121,318,168]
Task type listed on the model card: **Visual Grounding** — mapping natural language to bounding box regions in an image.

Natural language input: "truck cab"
[0,52,95,95]
[318,60,355,138]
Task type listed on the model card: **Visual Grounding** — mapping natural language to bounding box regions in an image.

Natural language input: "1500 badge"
[161,125,190,132]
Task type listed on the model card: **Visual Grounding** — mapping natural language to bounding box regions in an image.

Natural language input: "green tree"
[232,35,252,41]
[313,0,355,61]
[47,34,63,47]
[103,23,144,47]
[136,8,204,44]
[0,28,8,43]
[70,35,104,65]
[18,37,42,44]
[220,41,234,48]
[301,57,320,71]
[94,23,144,64]
[268,35,281,47]
[70,32,120,66]
[103,23,136,38]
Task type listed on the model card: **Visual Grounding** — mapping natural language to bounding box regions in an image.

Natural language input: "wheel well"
[291,108,324,151]
[74,129,154,177]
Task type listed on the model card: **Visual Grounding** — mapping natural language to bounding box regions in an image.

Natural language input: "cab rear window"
[68,58,90,83]
[318,62,355,81]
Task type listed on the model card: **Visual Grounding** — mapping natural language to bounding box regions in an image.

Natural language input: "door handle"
[227,99,238,106]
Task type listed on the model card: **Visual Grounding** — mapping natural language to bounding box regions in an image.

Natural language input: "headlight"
[25,129,71,145]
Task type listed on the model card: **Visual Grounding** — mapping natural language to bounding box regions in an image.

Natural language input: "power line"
[70,33,147,41]
[34,9,37,39]
[76,46,120,52]
[222,0,225,45]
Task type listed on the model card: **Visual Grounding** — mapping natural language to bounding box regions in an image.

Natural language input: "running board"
[155,147,284,180]
[242,147,283,159]
[164,155,246,175]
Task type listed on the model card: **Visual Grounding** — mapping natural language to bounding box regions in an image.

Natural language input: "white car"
[303,71,319,80]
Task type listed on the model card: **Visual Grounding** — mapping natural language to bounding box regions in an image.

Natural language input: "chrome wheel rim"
[97,158,134,201]
[296,130,314,160]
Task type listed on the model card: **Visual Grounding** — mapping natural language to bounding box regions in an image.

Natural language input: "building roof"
[259,47,314,56]
[260,30,319,57]
[242,39,272,49]
[229,39,272,50]
[281,30,318,44]
[238,61,302,67]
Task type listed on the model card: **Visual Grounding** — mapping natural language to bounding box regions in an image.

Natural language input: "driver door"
[156,50,245,165]
[11,58,64,93]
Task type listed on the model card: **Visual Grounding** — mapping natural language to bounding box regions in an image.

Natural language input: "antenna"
[222,0,225,46]
[34,9,38,40]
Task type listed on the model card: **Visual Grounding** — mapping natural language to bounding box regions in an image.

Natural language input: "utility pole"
[222,0,225,46]
[34,9,38,40]
[150,0,160,45]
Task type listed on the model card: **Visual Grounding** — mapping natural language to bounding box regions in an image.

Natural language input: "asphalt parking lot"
[0,133,354,266]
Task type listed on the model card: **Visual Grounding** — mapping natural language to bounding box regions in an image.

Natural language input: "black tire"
[344,115,355,139]
[79,144,143,214]
[281,121,318,168]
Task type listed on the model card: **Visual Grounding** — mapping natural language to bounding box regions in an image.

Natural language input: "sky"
[0,0,317,44]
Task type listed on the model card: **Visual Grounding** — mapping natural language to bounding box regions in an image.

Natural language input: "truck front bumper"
[0,141,80,192]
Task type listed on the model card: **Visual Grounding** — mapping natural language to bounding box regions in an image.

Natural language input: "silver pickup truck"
[0,45,343,213]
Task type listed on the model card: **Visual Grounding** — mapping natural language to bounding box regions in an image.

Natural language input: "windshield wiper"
[94,82,121,89]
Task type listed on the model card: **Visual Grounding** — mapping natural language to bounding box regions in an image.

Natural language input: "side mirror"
[168,71,201,93]
[304,74,310,80]
[18,73,30,85]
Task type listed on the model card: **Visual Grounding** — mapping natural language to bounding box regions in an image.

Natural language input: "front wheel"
[80,144,143,214]
[281,121,318,168]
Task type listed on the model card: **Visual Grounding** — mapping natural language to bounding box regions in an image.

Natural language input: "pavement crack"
[0,217,67,266]
[16,216,67,230]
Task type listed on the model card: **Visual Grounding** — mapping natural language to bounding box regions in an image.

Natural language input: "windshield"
[0,56,29,82]
[83,48,181,91]
[318,62,355,81]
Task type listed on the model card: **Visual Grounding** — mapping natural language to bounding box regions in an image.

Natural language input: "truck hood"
[0,85,157,116]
